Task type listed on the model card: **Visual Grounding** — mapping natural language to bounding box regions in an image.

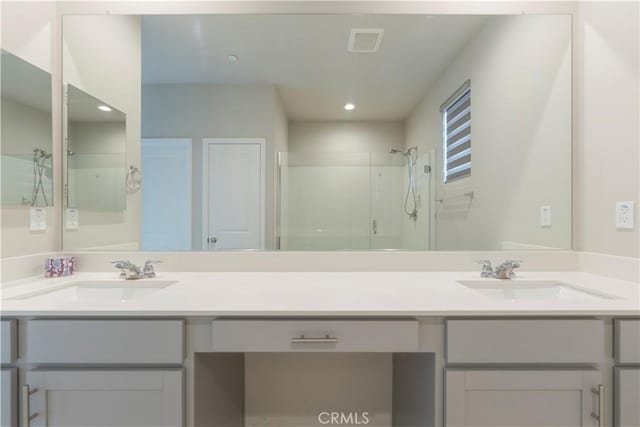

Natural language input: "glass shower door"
[369,152,405,249]
[279,151,371,251]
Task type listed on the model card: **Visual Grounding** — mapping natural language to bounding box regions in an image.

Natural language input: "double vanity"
[1,269,639,427]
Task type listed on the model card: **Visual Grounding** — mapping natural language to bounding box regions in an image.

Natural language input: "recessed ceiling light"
[97,105,112,112]
[228,54,239,63]
[344,103,355,111]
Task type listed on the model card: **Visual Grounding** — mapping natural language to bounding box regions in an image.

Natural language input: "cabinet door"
[25,370,183,427]
[445,369,601,427]
[1,368,17,427]
[615,368,640,427]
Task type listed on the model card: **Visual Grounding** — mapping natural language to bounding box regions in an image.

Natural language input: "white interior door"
[203,138,265,250]
[141,138,192,251]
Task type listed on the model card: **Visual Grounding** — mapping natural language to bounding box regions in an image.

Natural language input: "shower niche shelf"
[194,352,435,427]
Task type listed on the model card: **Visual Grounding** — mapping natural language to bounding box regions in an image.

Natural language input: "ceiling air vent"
[348,28,384,53]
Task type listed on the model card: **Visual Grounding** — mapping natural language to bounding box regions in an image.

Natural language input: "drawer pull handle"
[291,335,338,344]
[22,385,38,427]
[591,384,605,427]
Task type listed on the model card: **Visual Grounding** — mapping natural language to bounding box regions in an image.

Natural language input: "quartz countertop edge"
[1,271,638,317]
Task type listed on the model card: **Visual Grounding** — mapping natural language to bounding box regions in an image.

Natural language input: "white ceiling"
[142,15,488,121]
[68,85,125,123]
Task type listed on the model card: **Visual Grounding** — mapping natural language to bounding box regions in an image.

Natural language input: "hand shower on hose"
[389,146,418,222]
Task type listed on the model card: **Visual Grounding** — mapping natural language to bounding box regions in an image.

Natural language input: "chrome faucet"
[111,260,162,280]
[494,259,522,279]
[477,259,522,279]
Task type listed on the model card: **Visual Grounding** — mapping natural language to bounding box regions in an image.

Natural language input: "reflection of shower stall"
[66,152,127,211]
[0,148,53,206]
[278,150,433,251]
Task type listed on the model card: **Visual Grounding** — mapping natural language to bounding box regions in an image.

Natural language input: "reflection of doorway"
[202,138,265,250]
[141,138,192,251]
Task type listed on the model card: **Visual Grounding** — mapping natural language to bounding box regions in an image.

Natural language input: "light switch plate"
[30,207,46,231]
[540,206,552,227]
[66,208,79,229]
[616,201,635,229]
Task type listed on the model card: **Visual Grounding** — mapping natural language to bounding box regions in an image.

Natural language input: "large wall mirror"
[62,13,572,252]
[1,50,53,207]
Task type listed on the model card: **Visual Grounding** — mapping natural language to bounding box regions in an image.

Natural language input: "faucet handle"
[144,260,162,267]
[143,260,162,278]
[111,260,131,268]
[504,259,523,267]
[476,260,494,278]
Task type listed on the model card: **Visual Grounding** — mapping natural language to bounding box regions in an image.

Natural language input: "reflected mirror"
[1,50,53,207]
[65,85,127,211]
[62,13,572,252]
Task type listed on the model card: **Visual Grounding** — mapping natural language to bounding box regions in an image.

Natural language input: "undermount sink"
[9,280,177,303]
[457,280,620,301]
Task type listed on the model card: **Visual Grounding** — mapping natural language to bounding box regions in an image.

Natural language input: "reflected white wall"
[406,15,572,251]
[62,15,141,251]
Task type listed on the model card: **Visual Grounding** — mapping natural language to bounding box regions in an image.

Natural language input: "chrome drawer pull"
[591,384,605,427]
[22,385,38,427]
[291,334,338,344]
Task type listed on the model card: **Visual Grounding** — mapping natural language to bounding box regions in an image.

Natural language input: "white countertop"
[1,271,638,317]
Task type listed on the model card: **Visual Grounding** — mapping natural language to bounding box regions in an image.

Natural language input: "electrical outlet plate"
[66,208,79,230]
[30,207,47,231]
[540,206,552,227]
[616,201,635,229]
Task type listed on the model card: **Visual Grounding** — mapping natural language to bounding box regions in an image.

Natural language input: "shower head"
[389,147,418,157]
[33,147,52,159]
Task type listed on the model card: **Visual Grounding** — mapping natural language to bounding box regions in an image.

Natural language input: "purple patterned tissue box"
[45,257,75,277]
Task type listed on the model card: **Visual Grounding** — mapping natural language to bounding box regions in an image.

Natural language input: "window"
[441,81,471,183]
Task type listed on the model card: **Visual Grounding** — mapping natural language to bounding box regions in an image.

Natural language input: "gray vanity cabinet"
[445,369,602,427]
[614,319,640,427]
[1,368,17,427]
[25,369,184,427]
[22,319,186,427]
[445,319,606,427]
[614,368,640,427]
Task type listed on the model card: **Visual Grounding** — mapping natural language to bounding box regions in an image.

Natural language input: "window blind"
[442,81,471,183]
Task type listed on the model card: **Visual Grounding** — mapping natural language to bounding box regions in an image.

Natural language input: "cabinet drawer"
[27,319,184,364]
[1,319,17,364]
[212,319,418,352]
[446,319,604,364]
[615,319,640,364]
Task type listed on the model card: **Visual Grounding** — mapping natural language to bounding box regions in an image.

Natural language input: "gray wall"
[288,121,404,153]
[142,83,287,249]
